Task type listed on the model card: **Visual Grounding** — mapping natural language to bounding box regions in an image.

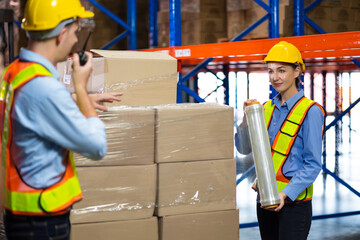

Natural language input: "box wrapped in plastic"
[155,103,234,163]
[57,50,178,106]
[71,165,156,224]
[71,217,158,240]
[156,158,236,216]
[74,107,155,166]
[159,209,239,240]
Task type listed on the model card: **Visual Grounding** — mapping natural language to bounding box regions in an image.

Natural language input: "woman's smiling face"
[267,62,300,95]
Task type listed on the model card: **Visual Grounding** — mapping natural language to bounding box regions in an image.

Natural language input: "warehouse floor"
[237,115,360,239]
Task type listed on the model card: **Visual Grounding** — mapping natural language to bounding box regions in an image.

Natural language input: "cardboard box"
[308,0,342,7]
[307,6,332,21]
[331,7,356,22]
[156,159,237,216]
[71,164,156,223]
[159,209,239,240]
[58,50,178,106]
[74,106,155,166]
[245,5,293,38]
[71,217,158,240]
[227,10,247,40]
[182,18,226,33]
[227,0,252,10]
[155,103,234,163]
[182,31,227,45]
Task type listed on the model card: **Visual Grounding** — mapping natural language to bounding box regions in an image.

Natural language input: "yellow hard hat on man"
[22,0,94,31]
[264,41,305,72]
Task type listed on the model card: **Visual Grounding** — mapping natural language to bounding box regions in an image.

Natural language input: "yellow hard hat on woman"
[264,41,305,72]
[22,0,94,31]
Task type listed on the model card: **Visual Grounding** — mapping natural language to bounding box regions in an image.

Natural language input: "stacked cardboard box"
[57,50,178,106]
[227,0,360,40]
[71,107,158,240]
[305,0,359,34]
[227,0,293,40]
[67,50,177,240]
[58,51,239,238]
[158,0,227,47]
[154,103,239,240]
[71,103,239,239]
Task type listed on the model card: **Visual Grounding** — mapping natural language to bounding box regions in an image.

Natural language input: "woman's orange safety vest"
[264,97,325,201]
[0,59,82,215]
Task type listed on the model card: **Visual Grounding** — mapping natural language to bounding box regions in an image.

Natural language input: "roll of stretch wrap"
[245,102,280,209]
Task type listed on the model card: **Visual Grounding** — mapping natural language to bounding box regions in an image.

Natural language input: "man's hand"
[89,93,122,111]
[72,52,97,118]
[72,52,93,91]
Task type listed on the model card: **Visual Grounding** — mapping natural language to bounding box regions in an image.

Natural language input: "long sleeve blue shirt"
[236,90,324,201]
[10,48,107,189]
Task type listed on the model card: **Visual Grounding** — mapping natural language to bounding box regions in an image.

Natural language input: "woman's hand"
[274,192,287,212]
[243,99,259,111]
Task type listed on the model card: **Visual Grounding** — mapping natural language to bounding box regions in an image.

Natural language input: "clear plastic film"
[155,103,234,163]
[57,50,178,106]
[156,159,236,216]
[245,103,280,208]
[72,164,156,224]
[74,106,155,166]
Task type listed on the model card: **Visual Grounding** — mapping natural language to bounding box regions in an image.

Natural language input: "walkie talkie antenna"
[78,31,92,66]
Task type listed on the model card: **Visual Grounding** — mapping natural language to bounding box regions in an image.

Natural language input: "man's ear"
[56,27,67,46]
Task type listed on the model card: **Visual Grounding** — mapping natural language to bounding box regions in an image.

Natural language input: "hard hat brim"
[78,10,94,19]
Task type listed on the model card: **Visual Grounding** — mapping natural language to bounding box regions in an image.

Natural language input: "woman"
[236,41,325,240]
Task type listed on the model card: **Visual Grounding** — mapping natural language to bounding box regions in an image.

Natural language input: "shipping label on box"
[159,209,239,240]
[156,158,237,216]
[72,217,158,240]
[155,103,234,163]
[72,164,156,224]
[74,106,155,166]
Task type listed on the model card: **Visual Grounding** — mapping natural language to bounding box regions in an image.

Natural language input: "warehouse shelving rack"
[12,0,360,231]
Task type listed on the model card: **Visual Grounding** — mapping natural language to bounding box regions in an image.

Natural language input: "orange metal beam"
[144,32,360,62]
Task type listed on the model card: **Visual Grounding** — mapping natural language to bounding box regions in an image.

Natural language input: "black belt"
[5,210,70,221]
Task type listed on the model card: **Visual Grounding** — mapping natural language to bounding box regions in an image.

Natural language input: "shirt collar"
[19,48,60,80]
[272,89,305,110]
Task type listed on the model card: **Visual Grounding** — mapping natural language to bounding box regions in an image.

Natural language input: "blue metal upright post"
[268,0,279,38]
[322,71,327,172]
[334,71,340,176]
[349,73,352,147]
[127,0,137,50]
[294,0,305,36]
[149,0,158,48]
[310,72,314,100]
[169,0,182,102]
[169,0,181,47]
[223,64,230,105]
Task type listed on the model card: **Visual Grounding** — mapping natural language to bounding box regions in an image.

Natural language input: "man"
[0,0,117,239]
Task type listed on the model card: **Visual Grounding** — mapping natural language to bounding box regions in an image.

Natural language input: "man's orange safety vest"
[0,59,82,215]
[264,96,325,201]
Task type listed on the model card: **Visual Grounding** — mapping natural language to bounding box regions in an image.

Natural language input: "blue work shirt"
[10,48,107,188]
[236,90,324,201]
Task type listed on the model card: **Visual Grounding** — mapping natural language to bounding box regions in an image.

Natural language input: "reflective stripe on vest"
[264,97,316,201]
[0,60,82,215]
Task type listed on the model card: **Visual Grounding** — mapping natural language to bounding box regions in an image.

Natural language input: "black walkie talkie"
[78,31,92,66]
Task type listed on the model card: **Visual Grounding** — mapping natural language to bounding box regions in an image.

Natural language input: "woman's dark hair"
[290,63,302,89]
